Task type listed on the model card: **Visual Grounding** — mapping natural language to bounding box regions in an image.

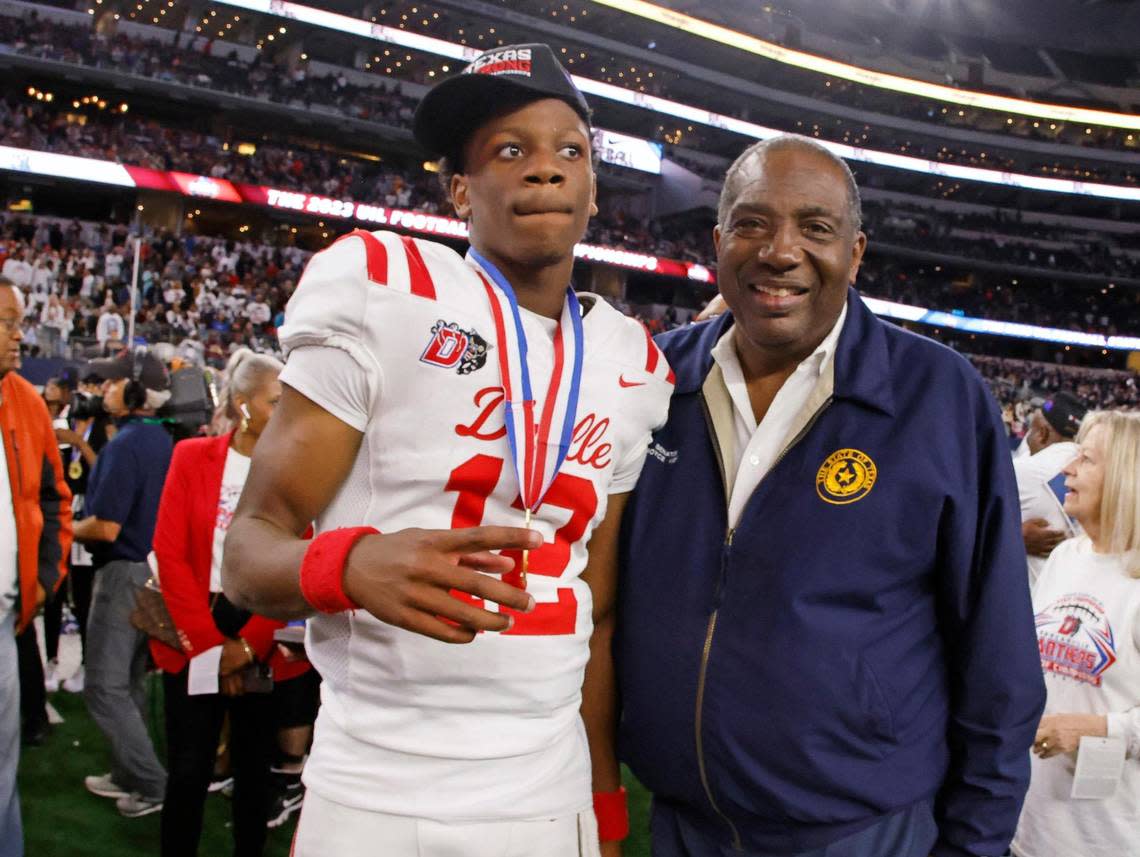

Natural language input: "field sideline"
[19,684,654,856]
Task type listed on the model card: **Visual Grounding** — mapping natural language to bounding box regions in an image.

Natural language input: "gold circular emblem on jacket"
[816,448,877,505]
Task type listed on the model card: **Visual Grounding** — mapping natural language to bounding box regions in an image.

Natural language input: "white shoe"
[116,793,163,818]
[85,773,130,799]
[62,666,85,693]
[44,659,61,693]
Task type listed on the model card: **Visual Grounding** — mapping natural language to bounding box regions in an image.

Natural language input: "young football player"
[224,44,673,856]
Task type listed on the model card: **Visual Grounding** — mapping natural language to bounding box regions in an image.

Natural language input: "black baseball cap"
[1041,391,1087,439]
[88,349,170,392]
[413,43,592,163]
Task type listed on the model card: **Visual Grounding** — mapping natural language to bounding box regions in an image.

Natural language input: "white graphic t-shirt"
[210,447,250,593]
[1013,537,1140,857]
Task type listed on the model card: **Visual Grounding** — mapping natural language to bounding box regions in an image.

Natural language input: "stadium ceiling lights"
[587,0,1140,132]
[210,0,1140,201]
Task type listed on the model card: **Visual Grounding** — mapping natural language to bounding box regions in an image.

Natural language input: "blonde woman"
[1013,410,1140,857]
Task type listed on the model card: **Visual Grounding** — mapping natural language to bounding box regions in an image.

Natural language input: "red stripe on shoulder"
[641,323,660,374]
[666,367,676,385]
[400,236,438,300]
[331,229,388,287]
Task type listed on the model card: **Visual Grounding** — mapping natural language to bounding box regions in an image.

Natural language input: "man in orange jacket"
[0,276,72,856]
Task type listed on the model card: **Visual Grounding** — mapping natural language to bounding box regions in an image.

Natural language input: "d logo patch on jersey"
[421,320,489,375]
[816,448,877,505]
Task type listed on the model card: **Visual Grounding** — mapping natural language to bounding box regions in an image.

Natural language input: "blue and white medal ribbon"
[467,249,585,585]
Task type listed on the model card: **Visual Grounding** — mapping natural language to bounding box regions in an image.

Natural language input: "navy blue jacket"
[617,290,1045,857]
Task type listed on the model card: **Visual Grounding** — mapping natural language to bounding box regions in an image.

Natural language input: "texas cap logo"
[816,448,877,505]
[467,47,533,78]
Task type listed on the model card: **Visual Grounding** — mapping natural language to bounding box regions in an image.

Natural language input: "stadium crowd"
[2,212,1137,421]
[3,205,1137,360]
[857,259,1140,335]
[863,201,1140,281]
[3,95,1138,283]
[2,9,1137,187]
[0,96,715,262]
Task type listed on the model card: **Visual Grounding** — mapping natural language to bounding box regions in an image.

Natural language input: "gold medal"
[68,459,83,481]
[520,508,532,588]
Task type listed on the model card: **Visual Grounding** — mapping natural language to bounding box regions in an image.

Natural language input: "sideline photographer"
[42,371,111,694]
[73,348,172,818]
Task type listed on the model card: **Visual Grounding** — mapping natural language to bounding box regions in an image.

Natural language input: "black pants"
[160,669,275,857]
[16,623,47,736]
[44,565,95,662]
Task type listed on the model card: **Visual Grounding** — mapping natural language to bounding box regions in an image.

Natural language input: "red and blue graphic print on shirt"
[466,248,584,521]
[1034,592,1117,686]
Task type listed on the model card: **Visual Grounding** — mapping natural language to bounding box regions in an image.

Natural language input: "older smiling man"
[617,136,1046,857]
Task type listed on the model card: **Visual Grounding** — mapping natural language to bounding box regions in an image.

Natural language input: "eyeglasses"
[0,317,22,334]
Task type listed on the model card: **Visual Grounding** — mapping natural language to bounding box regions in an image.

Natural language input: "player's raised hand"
[342,526,541,643]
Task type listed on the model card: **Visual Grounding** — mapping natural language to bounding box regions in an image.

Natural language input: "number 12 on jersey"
[444,454,598,637]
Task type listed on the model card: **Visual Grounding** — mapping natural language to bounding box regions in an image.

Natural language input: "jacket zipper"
[690,394,834,850]
[693,527,742,849]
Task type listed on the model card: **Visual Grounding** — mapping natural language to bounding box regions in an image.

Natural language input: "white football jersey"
[277,229,673,821]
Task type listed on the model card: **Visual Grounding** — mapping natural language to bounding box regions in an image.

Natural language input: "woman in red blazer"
[152,348,304,857]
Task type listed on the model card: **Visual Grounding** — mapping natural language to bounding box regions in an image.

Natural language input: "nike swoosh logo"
[619,375,646,388]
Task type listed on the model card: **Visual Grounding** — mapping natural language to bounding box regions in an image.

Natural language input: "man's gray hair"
[716,135,863,233]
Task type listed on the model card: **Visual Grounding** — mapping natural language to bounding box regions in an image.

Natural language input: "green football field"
[19,685,654,856]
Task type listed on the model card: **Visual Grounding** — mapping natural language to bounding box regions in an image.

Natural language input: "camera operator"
[73,349,172,818]
[41,372,110,694]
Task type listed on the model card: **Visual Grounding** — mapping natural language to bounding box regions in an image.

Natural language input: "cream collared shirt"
[709,304,847,528]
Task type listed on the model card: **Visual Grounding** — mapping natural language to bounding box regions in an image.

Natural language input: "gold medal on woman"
[69,459,83,481]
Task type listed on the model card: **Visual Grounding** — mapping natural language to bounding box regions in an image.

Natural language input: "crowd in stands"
[2,8,1137,188]
[0,94,448,212]
[3,208,1138,356]
[857,258,1140,338]
[0,214,306,363]
[2,212,1137,420]
[0,95,718,260]
[869,202,1140,251]
[4,93,1139,283]
[0,12,423,127]
[971,355,1140,432]
[975,353,1140,408]
[862,201,1140,281]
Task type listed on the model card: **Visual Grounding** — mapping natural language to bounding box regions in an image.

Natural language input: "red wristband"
[299,527,378,614]
[593,786,629,842]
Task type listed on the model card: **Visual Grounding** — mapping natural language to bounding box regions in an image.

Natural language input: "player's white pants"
[291,790,603,857]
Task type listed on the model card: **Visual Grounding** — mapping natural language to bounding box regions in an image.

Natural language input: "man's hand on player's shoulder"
[342,526,541,644]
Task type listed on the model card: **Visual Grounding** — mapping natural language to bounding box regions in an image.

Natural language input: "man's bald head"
[717,135,862,234]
